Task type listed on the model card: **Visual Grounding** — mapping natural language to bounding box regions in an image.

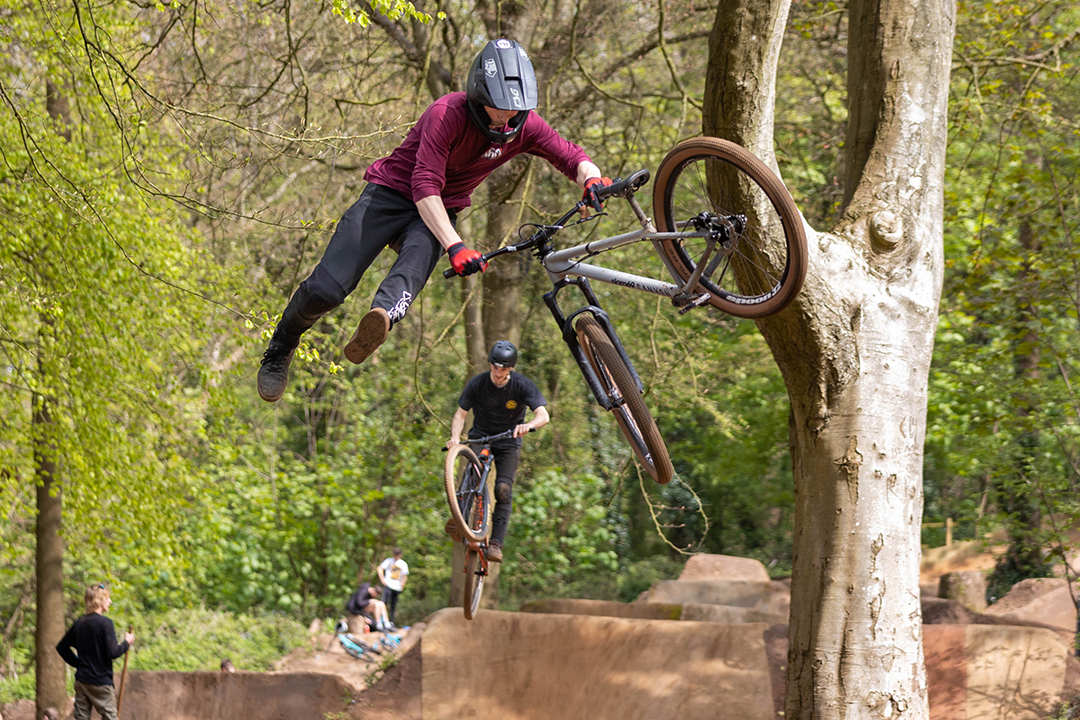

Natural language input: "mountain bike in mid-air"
[443,429,529,620]
[446,137,808,485]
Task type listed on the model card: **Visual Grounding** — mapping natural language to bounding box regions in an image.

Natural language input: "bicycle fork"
[542,276,646,412]
[465,539,490,577]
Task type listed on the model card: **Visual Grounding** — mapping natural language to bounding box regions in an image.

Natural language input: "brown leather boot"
[344,308,390,364]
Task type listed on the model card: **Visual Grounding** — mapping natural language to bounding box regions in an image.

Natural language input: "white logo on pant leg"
[388,291,413,322]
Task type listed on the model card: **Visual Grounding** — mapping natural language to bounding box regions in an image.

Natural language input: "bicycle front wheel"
[576,315,674,484]
[653,137,807,318]
[462,547,485,620]
[444,445,490,543]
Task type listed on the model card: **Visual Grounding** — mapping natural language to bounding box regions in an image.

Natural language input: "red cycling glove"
[583,176,614,212]
[447,242,487,276]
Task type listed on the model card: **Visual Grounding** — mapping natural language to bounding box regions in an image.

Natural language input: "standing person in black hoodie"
[56,584,135,720]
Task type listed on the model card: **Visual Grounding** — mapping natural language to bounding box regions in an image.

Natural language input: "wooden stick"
[116,625,132,718]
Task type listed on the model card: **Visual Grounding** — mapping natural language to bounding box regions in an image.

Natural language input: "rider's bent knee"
[297,274,346,316]
[495,481,513,504]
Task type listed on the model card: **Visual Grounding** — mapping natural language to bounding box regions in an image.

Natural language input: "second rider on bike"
[446,341,549,562]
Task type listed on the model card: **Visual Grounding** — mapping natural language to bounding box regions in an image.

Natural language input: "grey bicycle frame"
[540,195,717,301]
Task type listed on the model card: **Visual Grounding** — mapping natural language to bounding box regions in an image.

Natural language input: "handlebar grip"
[595,169,651,202]
[443,267,458,279]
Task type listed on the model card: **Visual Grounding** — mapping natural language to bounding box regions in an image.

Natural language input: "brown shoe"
[444,518,463,542]
[486,543,503,563]
[344,308,390,364]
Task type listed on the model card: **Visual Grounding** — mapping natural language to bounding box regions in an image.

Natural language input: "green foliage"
[0,608,308,703]
[0,671,35,705]
[501,469,620,601]
[331,0,435,26]
[122,608,308,672]
[923,0,1080,582]
[611,556,686,603]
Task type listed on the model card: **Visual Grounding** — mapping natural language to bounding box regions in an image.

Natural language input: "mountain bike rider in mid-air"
[446,341,549,562]
[257,38,613,402]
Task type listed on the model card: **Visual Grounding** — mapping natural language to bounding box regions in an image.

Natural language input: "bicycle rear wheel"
[462,547,485,620]
[444,445,490,543]
[652,137,807,318]
[576,315,674,484]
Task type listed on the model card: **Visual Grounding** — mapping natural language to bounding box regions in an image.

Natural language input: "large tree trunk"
[705,0,954,716]
[36,81,69,720]
[480,165,532,348]
[34,359,65,720]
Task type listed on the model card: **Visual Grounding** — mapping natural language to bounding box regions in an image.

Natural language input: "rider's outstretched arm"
[448,407,468,448]
[514,405,550,438]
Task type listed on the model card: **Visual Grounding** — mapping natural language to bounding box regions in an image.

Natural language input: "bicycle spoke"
[654,138,806,317]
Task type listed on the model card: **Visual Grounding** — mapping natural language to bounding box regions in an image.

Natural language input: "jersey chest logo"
[482,146,503,161]
[505,400,518,409]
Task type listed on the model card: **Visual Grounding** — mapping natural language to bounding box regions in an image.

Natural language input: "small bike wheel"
[444,445,490,543]
[576,315,674,484]
[462,547,485,620]
[653,137,807,318]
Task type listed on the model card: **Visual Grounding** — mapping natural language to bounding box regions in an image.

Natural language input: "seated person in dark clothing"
[345,581,392,633]
[56,583,135,720]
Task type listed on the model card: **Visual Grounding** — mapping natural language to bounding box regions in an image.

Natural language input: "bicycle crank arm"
[675,292,714,315]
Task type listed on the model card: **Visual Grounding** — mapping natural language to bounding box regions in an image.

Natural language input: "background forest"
[1,0,1078,699]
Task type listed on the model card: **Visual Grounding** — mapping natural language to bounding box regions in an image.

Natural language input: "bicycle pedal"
[675,293,712,314]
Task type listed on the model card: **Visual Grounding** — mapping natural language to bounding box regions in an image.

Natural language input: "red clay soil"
[985,578,1072,615]
[763,596,1079,717]
[0,699,42,720]
[923,624,967,720]
[347,643,422,720]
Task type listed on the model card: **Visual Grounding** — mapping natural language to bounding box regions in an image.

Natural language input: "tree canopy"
[0,0,1078,713]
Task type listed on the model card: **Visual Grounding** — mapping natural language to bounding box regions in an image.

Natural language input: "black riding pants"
[273,184,456,346]
[380,587,401,624]
[485,439,521,547]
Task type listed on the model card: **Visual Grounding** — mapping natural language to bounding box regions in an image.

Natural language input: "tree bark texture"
[37,82,69,720]
[480,165,532,348]
[34,383,65,720]
[706,0,955,716]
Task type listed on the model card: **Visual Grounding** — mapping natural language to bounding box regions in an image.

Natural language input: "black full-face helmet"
[466,39,538,144]
[488,340,518,368]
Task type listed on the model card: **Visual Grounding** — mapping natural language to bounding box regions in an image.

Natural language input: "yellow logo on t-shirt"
[506,400,518,409]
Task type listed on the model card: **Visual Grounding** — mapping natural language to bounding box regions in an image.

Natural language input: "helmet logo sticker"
[518,47,529,60]
[505,400,518,409]
[509,88,522,109]
[495,39,512,49]
[484,59,497,77]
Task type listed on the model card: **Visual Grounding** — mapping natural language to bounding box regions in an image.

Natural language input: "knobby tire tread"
[652,137,807,318]
[462,548,484,620]
[444,445,488,543]
[576,315,674,484]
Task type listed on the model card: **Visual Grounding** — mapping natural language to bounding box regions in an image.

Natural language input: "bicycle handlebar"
[442,170,650,279]
[441,427,532,451]
[464,428,531,444]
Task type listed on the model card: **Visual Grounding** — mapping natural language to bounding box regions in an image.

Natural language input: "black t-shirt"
[56,613,129,687]
[458,371,547,443]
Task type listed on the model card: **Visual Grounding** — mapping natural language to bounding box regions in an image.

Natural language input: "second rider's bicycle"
[443,429,527,620]
[446,137,808,485]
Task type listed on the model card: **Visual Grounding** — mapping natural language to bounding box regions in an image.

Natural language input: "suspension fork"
[542,276,646,410]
